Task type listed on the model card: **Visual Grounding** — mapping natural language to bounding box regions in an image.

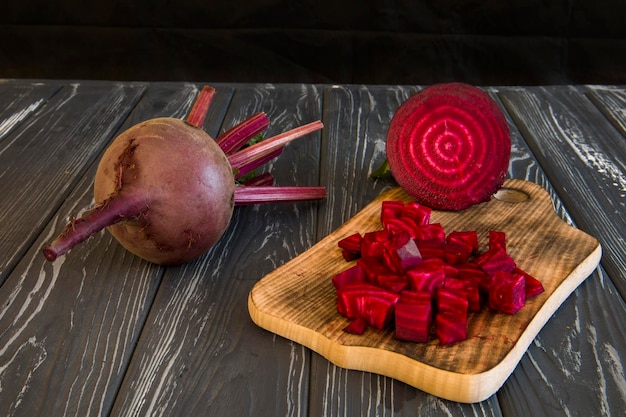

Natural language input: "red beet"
[386,83,511,210]
[42,86,326,265]
[435,311,468,345]
[488,271,526,314]
[395,295,432,343]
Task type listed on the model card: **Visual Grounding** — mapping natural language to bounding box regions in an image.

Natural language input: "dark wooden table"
[0,80,624,416]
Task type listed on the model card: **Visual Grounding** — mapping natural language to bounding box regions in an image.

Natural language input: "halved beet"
[386,83,511,211]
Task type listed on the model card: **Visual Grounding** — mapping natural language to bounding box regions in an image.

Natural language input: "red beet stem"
[228,121,323,171]
[185,86,216,128]
[42,193,148,262]
[239,172,274,187]
[234,148,283,179]
[234,186,327,205]
[216,112,271,155]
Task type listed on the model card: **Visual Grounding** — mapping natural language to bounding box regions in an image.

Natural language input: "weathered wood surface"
[499,86,626,300]
[0,80,623,416]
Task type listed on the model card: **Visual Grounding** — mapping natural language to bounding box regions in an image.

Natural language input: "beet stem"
[228,121,323,171]
[42,193,148,262]
[185,86,216,128]
[234,148,283,179]
[239,172,274,187]
[234,186,327,205]
[216,112,270,155]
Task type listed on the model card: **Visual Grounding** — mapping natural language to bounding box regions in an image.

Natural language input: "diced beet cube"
[406,260,446,294]
[386,236,422,272]
[416,240,446,260]
[362,292,400,330]
[361,239,384,259]
[343,317,368,335]
[488,271,526,314]
[364,230,389,242]
[377,273,409,293]
[446,230,479,254]
[399,290,432,304]
[338,233,363,253]
[395,299,432,342]
[336,285,365,319]
[489,230,507,251]
[384,217,422,239]
[382,231,412,273]
[398,239,423,270]
[444,278,481,312]
[437,288,469,317]
[361,231,388,259]
[341,249,360,262]
[401,201,432,226]
[456,263,492,294]
[413,223,446,243]
[356,257,389,285]
[442,263,459,278]
[444,242,472,265]
[435,311,467,345]
[474,246,516,276]
[332,264,366,289]
[513,267,545,298]
[381,200,405,226]
[336,283,400,329]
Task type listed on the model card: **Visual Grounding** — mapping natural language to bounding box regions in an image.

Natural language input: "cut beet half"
[385,83,511,211]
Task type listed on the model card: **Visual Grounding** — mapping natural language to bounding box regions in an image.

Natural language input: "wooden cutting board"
[248,179,601,403]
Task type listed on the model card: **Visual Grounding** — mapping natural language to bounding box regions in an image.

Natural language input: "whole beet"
[43,86,327,265]
[44,117,235,265]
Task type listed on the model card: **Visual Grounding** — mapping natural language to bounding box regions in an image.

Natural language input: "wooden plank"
[0,82,232,417]
[492,87,626,416]
[0,80,61,143]
[498,86,626,300]
[0,81,146,286]
[109,84,323,417]
[585,85,626,136]
[317,85,416,232]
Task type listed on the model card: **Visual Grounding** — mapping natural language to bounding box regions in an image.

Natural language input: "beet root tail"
[42,193,148,262]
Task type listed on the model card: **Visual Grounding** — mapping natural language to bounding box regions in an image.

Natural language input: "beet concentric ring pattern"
[386,83,511,211]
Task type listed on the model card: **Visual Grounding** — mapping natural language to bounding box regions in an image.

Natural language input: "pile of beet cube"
[333,200,545,345]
